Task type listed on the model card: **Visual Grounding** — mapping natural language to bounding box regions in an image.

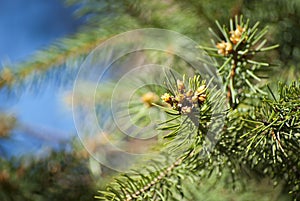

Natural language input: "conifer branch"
[0,15,139,90]
[199,16,279,109]
[96,75,222,200]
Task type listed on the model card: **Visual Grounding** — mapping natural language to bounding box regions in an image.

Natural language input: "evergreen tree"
[96,15,299,201]
[0,1,299,201]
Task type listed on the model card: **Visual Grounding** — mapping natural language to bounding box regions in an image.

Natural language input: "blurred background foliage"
[0,0,299,200]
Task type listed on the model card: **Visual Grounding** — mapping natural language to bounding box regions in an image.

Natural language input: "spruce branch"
[96,75,225,200]
[238,80,300,199]
[94,13,300,200]
[0,2,143,91]
[0,29,105,89]
[0,0,217,92]
[199,15,279,109]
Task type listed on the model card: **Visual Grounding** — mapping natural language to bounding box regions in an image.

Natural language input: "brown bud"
[186,89,193,97]
[230,25,246,44]
[161,93,171,103]
[177,79,185,92]
[198,94,207,102]
[195,85,206,95]
[181,106,192,114]
[192,95,199,103]
[141,92,159,107]
[175,94,185,103]
[216,41,233,56]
